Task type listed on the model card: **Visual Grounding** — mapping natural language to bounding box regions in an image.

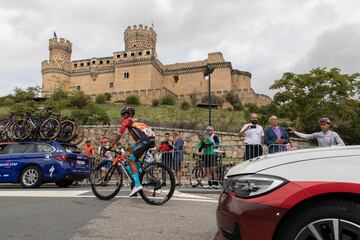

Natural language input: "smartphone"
[250,125,257,129]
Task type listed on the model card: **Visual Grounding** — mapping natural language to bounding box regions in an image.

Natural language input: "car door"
[0,143,30,183]
[34,143,59,180]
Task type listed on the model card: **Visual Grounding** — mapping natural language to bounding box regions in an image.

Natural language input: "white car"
[215,146,360,240]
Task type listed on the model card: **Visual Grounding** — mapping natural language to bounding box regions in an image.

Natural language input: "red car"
[216,146,360,240]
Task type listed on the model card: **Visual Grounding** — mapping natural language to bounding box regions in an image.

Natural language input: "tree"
[271,67,360,143]
[224,91,243,110]
[104,93,112,101]
[69,91,91,109]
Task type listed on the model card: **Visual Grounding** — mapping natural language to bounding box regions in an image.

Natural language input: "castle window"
[123,53,127,57]
[138,52,142,56]
[109,82,114,88]
[87,62,90,66]
[92,61,96,64]
[106,60,110,64]
[131,52,135,57]
[76,86,81,91]
[133,45,136,47]
[117,54,120,58]
[80,63,84,67]
[74,63,77,68]
[124,72,130,79]
[173,75,179,84]
[146,51,150,55]
[99,60,103,64]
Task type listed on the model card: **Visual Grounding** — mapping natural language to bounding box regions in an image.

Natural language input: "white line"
[0,190,89,197]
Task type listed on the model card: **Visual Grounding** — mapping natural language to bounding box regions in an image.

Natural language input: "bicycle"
[191,153,207,188]
[0,111,22,141]
[11,109,61,140]
[57,117,78,142]
[90,147,176,205]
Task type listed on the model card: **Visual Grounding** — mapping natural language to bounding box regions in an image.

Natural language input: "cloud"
[0,0,359,97]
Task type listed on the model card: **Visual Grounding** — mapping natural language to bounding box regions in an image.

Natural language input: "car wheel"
[55,179,74,188]
[20,166,42,188]
[275,199,360,240]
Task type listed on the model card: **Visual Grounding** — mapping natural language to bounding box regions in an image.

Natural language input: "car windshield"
[61,144,81,154]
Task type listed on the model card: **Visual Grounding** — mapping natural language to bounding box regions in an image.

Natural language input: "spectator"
[98,137,108,155]
[159,132,173,186]
[83,140,95,157]
[290,117,345,147]
[172,131,184,187]
[264,115,290,154]
[197,130,218,189]
[205,126,220,187]
[239,113,264,160]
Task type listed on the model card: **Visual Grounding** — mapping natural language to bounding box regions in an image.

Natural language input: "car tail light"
[55,155,70,161]
[224,174,288,199]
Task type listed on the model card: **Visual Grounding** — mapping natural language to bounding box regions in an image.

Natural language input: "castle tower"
[41,36,72,95]
[49,37,72,63]
[124,24,157,52]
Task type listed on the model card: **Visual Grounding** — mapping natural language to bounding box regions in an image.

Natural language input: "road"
[0,185,219,240]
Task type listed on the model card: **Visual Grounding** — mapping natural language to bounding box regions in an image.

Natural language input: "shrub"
[125,95,140,105]
[71,104,110,125]
[152,99,160,107]
[104,93,112,101]
[201,95,223,107]
[0,96,15,106]
[69,91,91,109]
[95,94,106,104]
[160,96,176,105]
[180,101,190,110]
[224,91,243,111]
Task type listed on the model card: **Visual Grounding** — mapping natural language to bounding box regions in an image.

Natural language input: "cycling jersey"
[118,117,155,141]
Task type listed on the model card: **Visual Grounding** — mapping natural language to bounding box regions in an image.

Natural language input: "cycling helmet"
[319,117,331,124]
[205,126,214,132]
[120,107,135,117]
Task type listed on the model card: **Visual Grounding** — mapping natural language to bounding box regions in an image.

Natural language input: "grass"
[0,103,246,132]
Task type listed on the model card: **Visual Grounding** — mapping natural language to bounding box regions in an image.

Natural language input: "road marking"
[0,190,219,203]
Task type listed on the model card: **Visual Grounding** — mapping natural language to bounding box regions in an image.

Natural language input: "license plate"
[76,160,85,165]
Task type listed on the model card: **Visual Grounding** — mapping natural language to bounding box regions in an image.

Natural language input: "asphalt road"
[0,186,219,240]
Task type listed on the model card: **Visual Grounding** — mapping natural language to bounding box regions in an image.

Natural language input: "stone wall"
[79,125,312,158]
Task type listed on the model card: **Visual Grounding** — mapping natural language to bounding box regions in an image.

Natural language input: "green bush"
[152,99,160,107]
[125,95,140,105]
[104,93,112,101]
[51,88,69,101]
[160,96,176,105]
[180,101,190,110]
[0,96,15,106]
[224,91,243,111]
[201,95,223,107]
[95,94,106,104]
[69,91,91,109]
[70,104,110,125]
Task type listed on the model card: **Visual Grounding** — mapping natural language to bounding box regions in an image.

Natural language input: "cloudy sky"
[0,0,359,97]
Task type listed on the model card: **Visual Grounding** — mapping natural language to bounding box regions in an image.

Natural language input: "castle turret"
[42,36,72,95]
[124,24,157,52]
[49,37,72,63]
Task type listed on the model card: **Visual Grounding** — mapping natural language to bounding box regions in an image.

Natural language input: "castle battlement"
[124,24,157,52]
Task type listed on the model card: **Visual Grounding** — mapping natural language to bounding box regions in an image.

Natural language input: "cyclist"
[107,107,156,197]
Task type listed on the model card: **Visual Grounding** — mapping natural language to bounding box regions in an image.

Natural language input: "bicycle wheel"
[39,118,61,140]
[11,119,32,140]
[71,127,84,145]
[90,162,123,200]
[191,166,205,187]
[58,120,77,142]
[139,162,175,205]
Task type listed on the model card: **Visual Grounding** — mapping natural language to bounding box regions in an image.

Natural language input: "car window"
[1,143,37,154]
[0,144,9,153]
[36,143,54,153]
[61,144,81,154]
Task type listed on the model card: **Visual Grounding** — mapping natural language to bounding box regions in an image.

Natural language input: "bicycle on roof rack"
[90,146,175,205]
[10,108,61,141]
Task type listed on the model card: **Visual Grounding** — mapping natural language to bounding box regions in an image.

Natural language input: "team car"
[0,141,90,188]
[216,146,360,240]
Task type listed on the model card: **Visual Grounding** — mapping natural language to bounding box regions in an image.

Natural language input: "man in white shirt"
[239,113,264,160]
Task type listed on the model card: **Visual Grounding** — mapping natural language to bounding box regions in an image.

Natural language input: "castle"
[41,25,271,106]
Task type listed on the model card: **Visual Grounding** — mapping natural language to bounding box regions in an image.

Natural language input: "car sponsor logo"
[0,161,18,168]
[49,166,55,178]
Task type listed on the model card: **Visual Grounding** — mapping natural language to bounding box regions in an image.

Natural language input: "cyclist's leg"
[128,138,155,195]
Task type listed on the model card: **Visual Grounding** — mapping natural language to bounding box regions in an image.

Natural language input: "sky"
[0,0,359,97]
